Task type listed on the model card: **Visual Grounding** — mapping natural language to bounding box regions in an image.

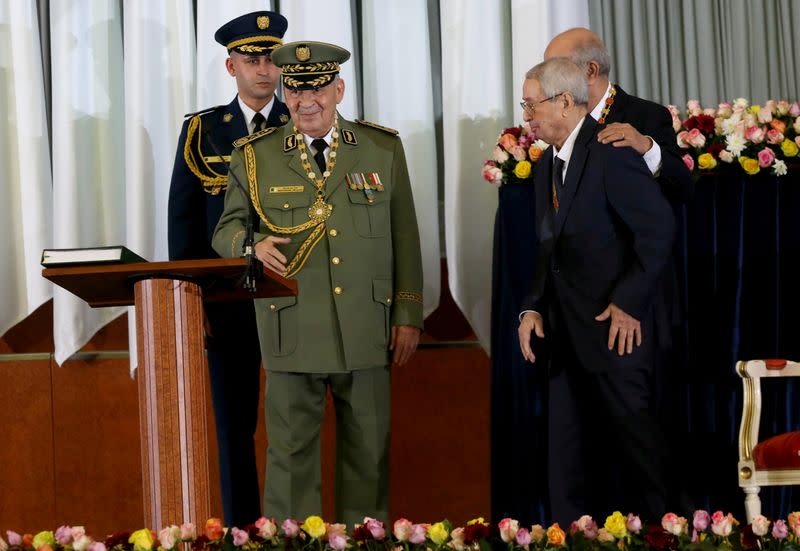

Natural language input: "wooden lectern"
[42,258,297,529]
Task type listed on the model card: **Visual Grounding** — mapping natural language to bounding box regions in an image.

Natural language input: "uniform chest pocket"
[261,193,312,228]
[346,188,389,237]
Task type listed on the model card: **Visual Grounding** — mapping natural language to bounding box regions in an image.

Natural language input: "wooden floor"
[0,294,490,534]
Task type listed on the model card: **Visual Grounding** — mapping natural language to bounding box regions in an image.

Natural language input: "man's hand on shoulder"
[390,325,421,366]
[518,311,545,364]
[597,122,653,156]
[255,235,291,275]
[595,303,642,356]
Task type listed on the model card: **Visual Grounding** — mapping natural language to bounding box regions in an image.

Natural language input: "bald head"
[544,27,610,77]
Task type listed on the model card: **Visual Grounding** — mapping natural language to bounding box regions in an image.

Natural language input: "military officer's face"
[284,77,345,138]
[226,52,280,110]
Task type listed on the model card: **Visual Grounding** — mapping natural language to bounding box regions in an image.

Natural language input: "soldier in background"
[212,41,423,526]
[167,11,290,527]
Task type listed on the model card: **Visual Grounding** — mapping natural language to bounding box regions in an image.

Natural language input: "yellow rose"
[781,138,799,157]
[129,529,154,551]
[429,522,450,545]
[301,516,326,539]
[546,523,566,546]
[749,105,761,114]
[32,532,55,551]
[739,156,760,175]
[514,160,532,179]
[604,512,628,539]
[466,518,485,526]
[697,153,717,170]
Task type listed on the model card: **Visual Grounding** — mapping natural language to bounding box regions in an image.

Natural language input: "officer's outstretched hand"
[518,311,545,363]
[390,325,421,367]
[255,235,291,275]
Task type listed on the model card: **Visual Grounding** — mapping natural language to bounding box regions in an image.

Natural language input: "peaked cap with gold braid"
[214,11,287,56]
[271,41,351,90]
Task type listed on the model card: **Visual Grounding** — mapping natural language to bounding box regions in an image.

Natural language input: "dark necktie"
[251,112,266,133]
[552,156,565,212]
[311,138,328,173]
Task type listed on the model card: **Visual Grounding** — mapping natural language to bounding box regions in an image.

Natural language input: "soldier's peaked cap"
[214,11,287,55]
[271,41,351,90]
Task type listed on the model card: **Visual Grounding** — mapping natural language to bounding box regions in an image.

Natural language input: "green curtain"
[589,0,800,107]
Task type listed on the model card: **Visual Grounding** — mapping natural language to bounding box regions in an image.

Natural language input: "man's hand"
[597,122,653,156]
[390,325,421,366]
[518,311,545,363]
[254,235,292,275]
[595,303,642,355]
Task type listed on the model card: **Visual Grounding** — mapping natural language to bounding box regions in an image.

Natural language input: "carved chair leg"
[744,486,762,524]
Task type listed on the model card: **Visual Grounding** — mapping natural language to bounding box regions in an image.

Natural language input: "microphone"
[201,123,261,293]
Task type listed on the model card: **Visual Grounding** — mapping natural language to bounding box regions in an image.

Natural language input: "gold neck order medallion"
[295,117,340,223]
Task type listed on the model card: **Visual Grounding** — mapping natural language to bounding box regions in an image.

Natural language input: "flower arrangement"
[5,511,800,551]
[671,98,800,177]
[482,123,548,186]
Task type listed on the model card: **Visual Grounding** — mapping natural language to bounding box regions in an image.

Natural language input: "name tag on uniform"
[269,186,305,193]
[203,155,231,163]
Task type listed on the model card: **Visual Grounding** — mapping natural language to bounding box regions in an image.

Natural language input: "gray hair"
[525,57,588,106]
[569,35,611,77]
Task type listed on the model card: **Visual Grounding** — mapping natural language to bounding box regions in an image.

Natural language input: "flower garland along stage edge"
[5,511,800,551]
[483,98,800,183]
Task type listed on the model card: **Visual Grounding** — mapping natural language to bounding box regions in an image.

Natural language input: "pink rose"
[492,146,509,163]
[767,129,784,144]
[682,154,695,171]
[55,527,73,545]
[499,519,520,543]
[71,528,86,543]
[73,536,91,551]
[677,131,691,149]
[673,117,682,133]
[158,527,177,550]
[745,125,766,143]
[744,113,758,128]
[773,520,789,539]
[764,100,777,113]
[758,147,775,168]
[703,108,717,116]
[516,528,531,547]
[7,533,22,547]
[777,100,790,115]
[254,518,276,540]
[530,525,545,543]
[282,519,300,538]
[409,524,427,545]
[687,99,702,116]
[793,116,800,134]
[693,510,710,532]
[231,528,249,546]
[597,529,615,543]
[572,516,597,540]
[499,133,518,152]
[662,513,687,536]
[626,514,642,534]
[451,527,466,550]
[710,511,734,537]
[329,533,347,551]
[364,518,385,540]
[180,523,196,540]
[717,102,733,117]
[719,150,735,163]
[482,163,503,185]
[751,515,770,537]
[667,104,680,118]
[687,128,706,148]
[758,107,773,124]
[796,136,800,149]
[511,145,527,161]
[393,519,413,542]
[789,102,800,117]
[88,543,106,551]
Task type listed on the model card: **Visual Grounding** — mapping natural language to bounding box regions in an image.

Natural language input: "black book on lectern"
[41,246,147,267]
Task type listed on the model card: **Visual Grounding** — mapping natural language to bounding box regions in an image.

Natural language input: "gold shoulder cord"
[244,143,326,278]
[184,116,228,194]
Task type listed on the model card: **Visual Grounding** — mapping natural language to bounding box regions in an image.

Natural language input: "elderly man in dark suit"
[517,57,675,525]
[167,11,290,527]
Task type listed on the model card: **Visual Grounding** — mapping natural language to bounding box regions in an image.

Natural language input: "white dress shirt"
[237,95,276,134]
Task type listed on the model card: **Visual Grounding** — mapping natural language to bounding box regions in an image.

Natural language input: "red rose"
[190,536,209,551]
[351,526,372,542]
[503,127,522,138]
[695,114,716,134]
[740,524,758,550]
[644,525,678,550]
[104,532,132,550]
[707,143,724,158]
[463,524,490,544]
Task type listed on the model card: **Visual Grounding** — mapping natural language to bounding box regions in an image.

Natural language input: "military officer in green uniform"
[167,11,290,527]
[212,41,423,525]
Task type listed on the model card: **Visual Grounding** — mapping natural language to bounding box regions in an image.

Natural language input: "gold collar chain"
[295,117,340,196]
[597,84,617,125]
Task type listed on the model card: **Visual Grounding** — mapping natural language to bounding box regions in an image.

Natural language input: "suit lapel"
[553,116,596,238]
[224,97,248,139]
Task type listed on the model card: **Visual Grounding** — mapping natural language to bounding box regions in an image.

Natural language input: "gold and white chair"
[737,358,800,522]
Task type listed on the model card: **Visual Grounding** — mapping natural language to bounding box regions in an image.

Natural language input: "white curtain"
[123,0,197,371]
[0,0,53,337]
[361,0,441,317]
[50,0,127,365]
[196,0,272,110]
[279,0,359,120]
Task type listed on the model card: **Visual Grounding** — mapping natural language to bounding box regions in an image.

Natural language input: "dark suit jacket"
[168,95,289,261]
[605,85,693,206]
[521,115,675,373]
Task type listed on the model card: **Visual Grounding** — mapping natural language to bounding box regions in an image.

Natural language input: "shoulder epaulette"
[183,105,224,119]
[355,119,399,135]
[233,126,279,148]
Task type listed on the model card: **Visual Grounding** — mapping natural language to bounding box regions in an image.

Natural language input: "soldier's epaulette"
[355,119,399,135]
[183,105,224,119]
[233,126,279,148]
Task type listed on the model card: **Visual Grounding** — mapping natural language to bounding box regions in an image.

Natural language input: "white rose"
[492,145,509,163]
[772,159,788,176]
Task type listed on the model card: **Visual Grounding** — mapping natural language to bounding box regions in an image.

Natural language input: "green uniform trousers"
[263,366,391,526]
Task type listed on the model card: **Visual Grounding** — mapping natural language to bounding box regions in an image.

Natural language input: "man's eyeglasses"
[520,92,564,114]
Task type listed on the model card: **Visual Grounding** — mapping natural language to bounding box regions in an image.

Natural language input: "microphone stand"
[202,126,260,293]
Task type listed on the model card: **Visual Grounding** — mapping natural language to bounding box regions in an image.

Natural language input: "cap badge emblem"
[296,45,311,62]
[256,16,270,30]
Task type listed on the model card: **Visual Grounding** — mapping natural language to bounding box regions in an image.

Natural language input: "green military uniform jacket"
[212,115,423,373]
